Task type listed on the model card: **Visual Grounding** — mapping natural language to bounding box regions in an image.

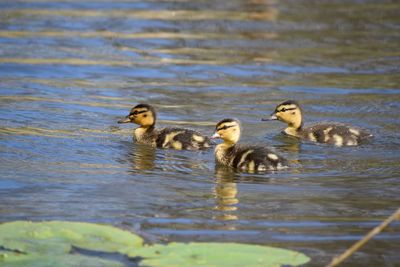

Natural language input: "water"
[1,0,400,266]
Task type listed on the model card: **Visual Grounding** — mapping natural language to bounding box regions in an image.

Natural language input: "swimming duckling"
[118,104,212,150]
[263,100,373,146]
[212,118,288,172]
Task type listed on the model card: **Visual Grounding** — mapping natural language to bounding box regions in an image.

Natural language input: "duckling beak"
[117,116,132,124]
[261,113,278,121]
[211,132,220,139]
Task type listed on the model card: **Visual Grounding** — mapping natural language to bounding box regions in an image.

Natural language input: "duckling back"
[217,145,288,172]
[156,127,212,150]
[303,123,372,146]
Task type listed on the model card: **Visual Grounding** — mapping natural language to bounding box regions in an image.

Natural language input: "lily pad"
[0,221,143,255]
[131,242,310,267]
[0,251,124,267]
[0,221,310,267]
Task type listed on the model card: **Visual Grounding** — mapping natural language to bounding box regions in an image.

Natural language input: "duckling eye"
[132,111,139,115]
[143,114,147,117]
[217,124,235,131]
[280,108,286,112]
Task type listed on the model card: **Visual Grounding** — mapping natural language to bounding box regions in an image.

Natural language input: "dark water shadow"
[71,246,141,267]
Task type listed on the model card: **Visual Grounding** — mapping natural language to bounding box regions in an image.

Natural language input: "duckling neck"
[285,115,303,136]
[284,125,301,137]
[215,141,236,165]
[134,125,155,142]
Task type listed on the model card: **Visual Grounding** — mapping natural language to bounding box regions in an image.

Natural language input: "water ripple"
[1,1,400,266]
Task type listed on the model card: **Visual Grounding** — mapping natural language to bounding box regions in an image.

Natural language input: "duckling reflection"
[271,134,301,168]
[213,165,239,222]
[129,143,156,172]
[272,133,302,154]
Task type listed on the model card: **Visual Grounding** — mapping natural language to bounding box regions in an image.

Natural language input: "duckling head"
[263,100,303,130]
[118,103,156,128]
[212,118,241,145]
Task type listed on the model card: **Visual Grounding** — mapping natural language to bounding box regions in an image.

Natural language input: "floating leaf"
[0,251,124,267]
[131,242,310,267]
[0,221,310,267]
[0,221,143,255]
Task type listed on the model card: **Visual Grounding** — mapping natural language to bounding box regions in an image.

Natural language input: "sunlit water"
[1,0,399,266]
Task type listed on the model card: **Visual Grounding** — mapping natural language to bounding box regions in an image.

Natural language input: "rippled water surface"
[1,0,400,266]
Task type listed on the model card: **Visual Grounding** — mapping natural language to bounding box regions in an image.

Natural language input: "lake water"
[0,0,399,266]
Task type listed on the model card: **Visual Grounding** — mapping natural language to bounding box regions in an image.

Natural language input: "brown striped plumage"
[118,104,212,150]
[264,100,373,146]
[212,119,288,172]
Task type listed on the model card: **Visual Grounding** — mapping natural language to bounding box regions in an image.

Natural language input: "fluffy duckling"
[263,100,373,146]
[212,118,288,172]
[118,104,212,150]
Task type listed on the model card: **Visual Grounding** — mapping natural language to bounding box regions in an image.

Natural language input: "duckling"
[263,100,373,146]
[118,104,212,150]
[212,118,288,172]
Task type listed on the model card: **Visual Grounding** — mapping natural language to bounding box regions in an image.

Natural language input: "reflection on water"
[129,143,156,172]
[1,8,279,21]
[1,0,400,266]
[214,166,239,222]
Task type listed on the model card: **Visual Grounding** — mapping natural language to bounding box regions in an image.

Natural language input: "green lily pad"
[0,221,143,255]
[131,242,310,267]
[0,251,124,267]
[0,221,310,267]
